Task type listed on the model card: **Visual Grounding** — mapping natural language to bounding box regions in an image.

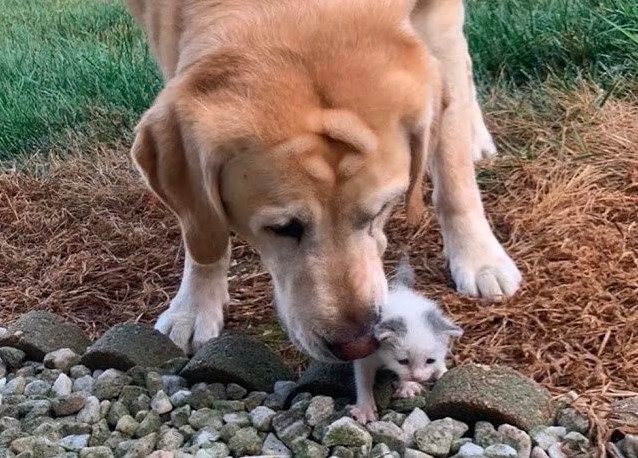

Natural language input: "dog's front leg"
[411,0,521,298]
[156,243,231,354]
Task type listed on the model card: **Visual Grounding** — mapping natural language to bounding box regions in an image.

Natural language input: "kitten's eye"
[266,219,304,242]
[398,359,410,365]
[425,358,436,365]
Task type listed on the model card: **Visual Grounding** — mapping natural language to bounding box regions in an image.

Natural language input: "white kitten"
[350,257,463,423]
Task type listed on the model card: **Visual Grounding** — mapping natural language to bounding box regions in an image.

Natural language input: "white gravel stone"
[52,373,73,397]
[151,390,173,415]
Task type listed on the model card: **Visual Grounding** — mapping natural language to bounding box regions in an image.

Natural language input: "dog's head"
[131,25,441,362]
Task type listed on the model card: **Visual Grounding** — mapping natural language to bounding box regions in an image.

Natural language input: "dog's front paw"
[394,381,424,399]
[447,229,521,299]
[350,403,378,424]
[155,297,224,355]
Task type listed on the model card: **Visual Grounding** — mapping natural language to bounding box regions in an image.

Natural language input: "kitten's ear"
[375,328,397,344]
[424,310,463,337]
[392,254,415,289]
[374,318,407,344]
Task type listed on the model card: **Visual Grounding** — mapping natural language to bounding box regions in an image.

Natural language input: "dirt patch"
[1,86,636,449]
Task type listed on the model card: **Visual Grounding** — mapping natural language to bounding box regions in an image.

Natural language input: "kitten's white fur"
[350,260,462,423]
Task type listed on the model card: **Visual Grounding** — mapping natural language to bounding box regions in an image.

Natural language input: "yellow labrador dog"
[126,0,521,361]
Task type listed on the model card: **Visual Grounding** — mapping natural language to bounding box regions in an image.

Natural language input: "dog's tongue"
[334,335,379,361]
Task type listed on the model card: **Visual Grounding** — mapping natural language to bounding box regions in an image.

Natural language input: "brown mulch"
[1,85,637,451]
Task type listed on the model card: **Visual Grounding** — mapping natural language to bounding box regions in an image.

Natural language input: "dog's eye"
[398,358,410,365]
[266,219,304,242]
[425,358,436,365]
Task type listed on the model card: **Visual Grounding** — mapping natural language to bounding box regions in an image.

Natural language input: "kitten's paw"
[349,404,378,424]
[394,381,424,398]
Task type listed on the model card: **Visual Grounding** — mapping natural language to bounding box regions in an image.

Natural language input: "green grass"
[0,0,637,159]
[0,0,160,160]
[467,0,638,89]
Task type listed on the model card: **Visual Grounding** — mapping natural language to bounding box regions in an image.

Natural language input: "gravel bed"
[0,314,609,458]
[0,346,601,457]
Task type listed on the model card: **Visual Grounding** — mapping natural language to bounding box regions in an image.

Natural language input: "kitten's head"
[373,286,462,383]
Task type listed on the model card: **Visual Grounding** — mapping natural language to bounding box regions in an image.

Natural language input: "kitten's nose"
[412,369,429,382]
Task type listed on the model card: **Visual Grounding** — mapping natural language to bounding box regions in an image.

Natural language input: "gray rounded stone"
[414,420,454,458]
[556,408,590,435]
[427,364,555,431]
[170,405,192,428]
[191,425,221,448]
[323,417,373,449]
[226,383,248,400]
[485,444,518,458]
[73,375,95,395]
[2,376,26,395]
[366,421,405,453]
[157,428,184,450]
[170,389,192,408]
[116,416,139,437]
[59,434,90,452]
[0,311,90,360]
[272,408,311,447]
[150,390,173,415]
[530,426,567,451]
[498,424,532,458]
[561,431,590,456]
[389,396,429,413]
[305,396,335,427]
[330,445,355,457]
[188,408,223,430]
[196,442,230,458]
[244,391,268,411]
[381,411,406,427]
[79,446,114,458]
[227,426,262,456]
[402,408,430,448]
[223,411,251,427]
[43,349,81,373]
[135,411,161,437]
[292,438,330,458]
[250,405,277,431]
[455,442,485,457]
[24,380,50,397]
[52,393,86,416]
[94,369,132,400]
[405,448,433,458]
[263,432,292,456]
[0,347,26,368]
[80,324,184,371]
[52,373,73,398]
[475,421,504,448]
[77,396,101,424]
[90,420,111,447]
[180,333,293,392]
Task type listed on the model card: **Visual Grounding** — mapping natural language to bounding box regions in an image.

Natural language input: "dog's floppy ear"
[131,90,230,265]
[316,109,377,154]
